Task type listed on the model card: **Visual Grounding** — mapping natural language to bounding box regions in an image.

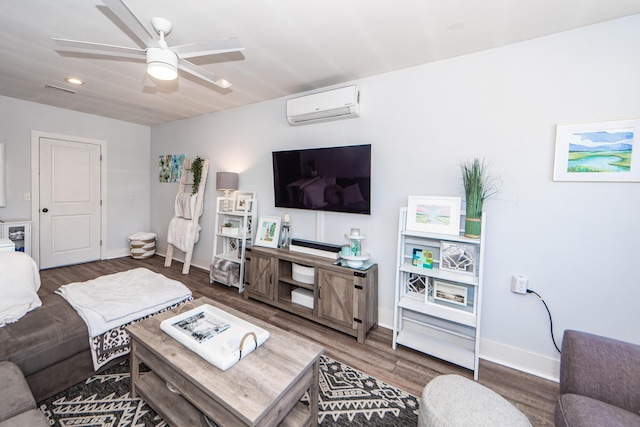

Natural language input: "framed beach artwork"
[553,119,640,182]
[255,216,281,248]
[406,196,461,236]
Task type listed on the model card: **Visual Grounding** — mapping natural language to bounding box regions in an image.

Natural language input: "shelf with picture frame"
[393,203,485,379]
[211,195,257,293]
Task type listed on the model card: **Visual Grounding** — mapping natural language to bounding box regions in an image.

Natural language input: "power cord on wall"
[527,289,561,354]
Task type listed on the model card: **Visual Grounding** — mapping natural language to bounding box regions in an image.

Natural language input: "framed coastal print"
[255,216,281,248]
[406,196,461,236]
[233,191,256,213]
[553,118,640,182]
[433,280,468,307]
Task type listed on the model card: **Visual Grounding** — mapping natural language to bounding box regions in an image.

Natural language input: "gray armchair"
[555,330,640,426]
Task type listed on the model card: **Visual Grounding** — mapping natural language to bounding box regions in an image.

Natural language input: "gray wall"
[150,15,640,380]
[0,95,151,258]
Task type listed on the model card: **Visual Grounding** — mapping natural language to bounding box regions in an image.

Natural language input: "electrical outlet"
[511,275,528,294]
[24,193,31,201]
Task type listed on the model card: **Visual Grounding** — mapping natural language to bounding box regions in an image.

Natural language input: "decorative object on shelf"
[406,196,461,236]
[341,228,370,268]
[553,118,640,182]
[279,213,291,249]
[159,154,185,183]
[190,156,204,195]
[440,241,476,274]
[255,215,281,248]
[461,158,498,238]
[220,222,239,236]
[233,191,256,212]
[412,248,433,269]
[216,171,239,212]
[432,280,468,307]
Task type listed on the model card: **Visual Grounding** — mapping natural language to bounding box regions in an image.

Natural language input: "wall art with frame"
[233,191,256,213]
[432,280,468,307]
[553,118,640,182]
[255,216,281,248]
[406,196,461,236]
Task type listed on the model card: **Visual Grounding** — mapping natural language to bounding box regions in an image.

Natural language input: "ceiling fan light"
[147,48,178,81]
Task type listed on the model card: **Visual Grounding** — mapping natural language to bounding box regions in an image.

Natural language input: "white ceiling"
[2,1,639,126]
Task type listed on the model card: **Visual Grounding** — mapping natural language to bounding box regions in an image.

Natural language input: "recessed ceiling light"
[66,77,84,85]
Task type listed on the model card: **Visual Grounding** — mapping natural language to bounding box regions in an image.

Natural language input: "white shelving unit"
[0,220,31,255]
[211,196,257,292]
[393,208,485,379]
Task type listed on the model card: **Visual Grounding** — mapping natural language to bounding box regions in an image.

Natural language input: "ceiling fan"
[52,0,244,89]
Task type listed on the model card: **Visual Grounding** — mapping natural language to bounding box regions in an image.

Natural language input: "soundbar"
[290,238,341,259]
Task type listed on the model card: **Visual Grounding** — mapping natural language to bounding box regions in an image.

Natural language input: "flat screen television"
[273,144,371,215]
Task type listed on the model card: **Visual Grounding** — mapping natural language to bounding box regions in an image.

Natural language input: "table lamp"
[216,172,238,211]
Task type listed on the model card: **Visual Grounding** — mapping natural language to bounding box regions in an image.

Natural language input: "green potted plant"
[460,158,498,238]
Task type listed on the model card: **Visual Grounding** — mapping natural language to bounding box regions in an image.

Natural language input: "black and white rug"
[38,356,419,426]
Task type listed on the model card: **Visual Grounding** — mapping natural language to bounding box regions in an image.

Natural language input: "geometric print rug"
[38,356,419,426]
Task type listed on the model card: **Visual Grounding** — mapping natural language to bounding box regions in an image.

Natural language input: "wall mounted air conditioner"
[286,85,360,126]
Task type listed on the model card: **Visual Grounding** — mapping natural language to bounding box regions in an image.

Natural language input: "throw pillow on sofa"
[0,252,42,327]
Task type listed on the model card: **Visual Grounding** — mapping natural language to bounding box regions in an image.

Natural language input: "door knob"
[42,208,48,212]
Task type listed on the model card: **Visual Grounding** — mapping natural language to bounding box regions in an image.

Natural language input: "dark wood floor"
[38,255,558,426]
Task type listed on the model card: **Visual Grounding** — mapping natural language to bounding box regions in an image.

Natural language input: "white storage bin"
[292,287,314,309]
[292,263,315,285]
[127,231,157,259]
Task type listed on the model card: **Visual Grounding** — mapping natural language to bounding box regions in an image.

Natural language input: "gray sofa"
[0,294,96,402]
[555,329,640,426]
[0,361,49,426]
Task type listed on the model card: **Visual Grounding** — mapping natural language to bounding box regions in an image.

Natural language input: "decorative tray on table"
[160,304,269,371]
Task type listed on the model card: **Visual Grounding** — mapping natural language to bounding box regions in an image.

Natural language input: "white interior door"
[39,137,102,269]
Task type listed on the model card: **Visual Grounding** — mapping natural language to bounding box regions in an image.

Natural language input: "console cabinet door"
[248,253,275,300]
[317,269,354,328]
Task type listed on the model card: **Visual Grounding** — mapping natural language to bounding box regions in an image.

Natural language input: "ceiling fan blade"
[53,38,146,59]
[102,0,159,48]
[178,59,232,89]
[172,38,245,59]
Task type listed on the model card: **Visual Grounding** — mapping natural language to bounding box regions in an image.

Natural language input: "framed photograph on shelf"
[433,280,467,307]
[553,118,640,182]
[406,196,461,236]
[439,241,476,275]
[255,216,281,248]
[233,191,256,213]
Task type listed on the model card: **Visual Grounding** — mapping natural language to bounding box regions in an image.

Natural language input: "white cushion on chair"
[0,252,41,327]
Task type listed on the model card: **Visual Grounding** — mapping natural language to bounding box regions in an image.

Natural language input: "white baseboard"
[106,247,130,259]
[479,338,560,382]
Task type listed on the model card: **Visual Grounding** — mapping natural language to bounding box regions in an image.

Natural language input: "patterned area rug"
[38,356,419,426]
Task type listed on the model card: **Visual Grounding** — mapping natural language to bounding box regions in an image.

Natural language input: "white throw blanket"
[56,267,192,337]
[167,216,201,252]
[0,252,42,327]
[174,191,201,220]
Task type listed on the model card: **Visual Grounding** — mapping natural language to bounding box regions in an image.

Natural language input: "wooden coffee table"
[126,297,324,427]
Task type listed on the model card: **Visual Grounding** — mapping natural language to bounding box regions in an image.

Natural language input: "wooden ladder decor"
[165,157,210,274]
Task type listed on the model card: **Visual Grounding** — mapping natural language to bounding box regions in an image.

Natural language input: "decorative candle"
[283,213,290,223]
[350,228,360,236]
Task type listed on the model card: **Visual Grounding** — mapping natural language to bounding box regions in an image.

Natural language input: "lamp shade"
[216,172,238,191]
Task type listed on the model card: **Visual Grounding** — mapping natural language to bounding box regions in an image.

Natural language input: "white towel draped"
[167,216,201,252]
[174,191,201,219]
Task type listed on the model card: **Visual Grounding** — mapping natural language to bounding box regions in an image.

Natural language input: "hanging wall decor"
[159,154,186,183]
[553,118,640,182]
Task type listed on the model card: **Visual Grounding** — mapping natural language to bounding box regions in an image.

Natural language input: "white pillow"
[0,252,42,327]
